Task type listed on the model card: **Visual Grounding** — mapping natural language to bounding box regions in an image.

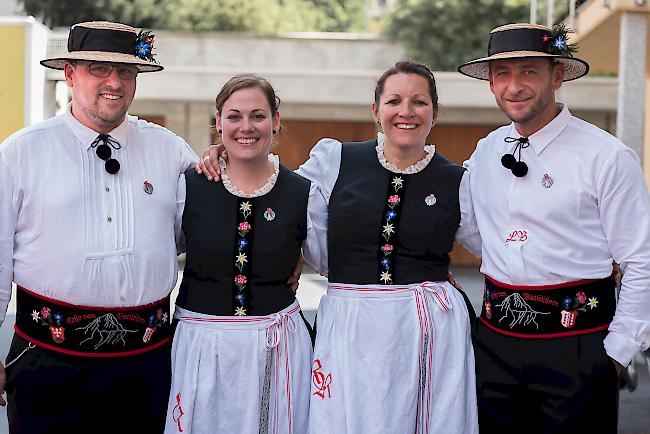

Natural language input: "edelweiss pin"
[425,193,437,206]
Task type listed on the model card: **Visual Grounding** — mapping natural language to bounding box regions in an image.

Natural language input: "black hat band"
[488,28,551,56]
[68,26,135,55]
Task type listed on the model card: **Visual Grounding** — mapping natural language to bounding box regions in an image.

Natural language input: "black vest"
[328,140,464,284]
[177,165,310,315]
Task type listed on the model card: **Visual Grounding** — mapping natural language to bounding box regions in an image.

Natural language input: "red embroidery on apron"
[172,393,185,432]
[311,359,332,399]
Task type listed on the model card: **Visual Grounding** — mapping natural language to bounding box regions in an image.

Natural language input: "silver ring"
[203,155,210,162]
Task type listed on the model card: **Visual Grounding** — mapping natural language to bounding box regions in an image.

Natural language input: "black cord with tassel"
[91,134,121,174]
[501,136,529,178]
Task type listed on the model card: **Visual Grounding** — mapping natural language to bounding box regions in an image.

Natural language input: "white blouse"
[296,133,482,266]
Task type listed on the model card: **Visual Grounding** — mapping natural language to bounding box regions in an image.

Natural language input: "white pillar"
[568,0,576,30]
[617,12,647,159]
[546,0,554,26]
[530,0,538,24]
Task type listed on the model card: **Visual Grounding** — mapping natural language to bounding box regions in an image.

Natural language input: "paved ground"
[0,265,647,433]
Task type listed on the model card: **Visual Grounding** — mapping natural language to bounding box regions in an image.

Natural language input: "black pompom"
[105,159,120,174]
[501,153,516,169]
[96,143,112,160]
[511,161,528,177]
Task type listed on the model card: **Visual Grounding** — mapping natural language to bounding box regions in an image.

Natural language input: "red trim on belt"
[479,317,610,339]
[485,275,599,291]
[17,285,170,311]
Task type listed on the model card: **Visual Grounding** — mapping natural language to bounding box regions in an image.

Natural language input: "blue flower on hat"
[552,37,567,51]
[546,24,578,57]
[134,30,157,62]
[136,41,152,58]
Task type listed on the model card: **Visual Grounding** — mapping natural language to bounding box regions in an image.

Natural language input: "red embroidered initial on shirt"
[312,359,332,399]
[505,230,528,244]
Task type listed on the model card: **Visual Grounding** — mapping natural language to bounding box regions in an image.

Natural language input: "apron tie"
[412,282,452,434]
[265,310,298,434]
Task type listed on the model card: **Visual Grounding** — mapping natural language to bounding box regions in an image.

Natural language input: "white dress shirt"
[296,134,482,260]
[464,104,650,366]
[0,107,198,323]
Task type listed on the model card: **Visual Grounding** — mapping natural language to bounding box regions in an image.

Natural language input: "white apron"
[165,300,312,434]
[309,281,478,434]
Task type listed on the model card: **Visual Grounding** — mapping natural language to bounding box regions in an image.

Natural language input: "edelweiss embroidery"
[32,307,66,343]
[376,174,409,284]
[232,197,255,315]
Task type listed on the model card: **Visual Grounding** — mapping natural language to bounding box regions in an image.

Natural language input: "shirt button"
[107,217,112,222]
[105,187,110,192]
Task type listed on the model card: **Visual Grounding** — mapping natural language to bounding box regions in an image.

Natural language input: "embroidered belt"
[15,286,171,357]
[479,276,616,338]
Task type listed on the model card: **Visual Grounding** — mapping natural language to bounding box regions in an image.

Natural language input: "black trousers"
[474,322,619,434]
[5,333,172,434]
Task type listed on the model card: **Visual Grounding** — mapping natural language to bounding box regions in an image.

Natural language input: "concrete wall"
[40,28,619,155]
[0,0,22,16]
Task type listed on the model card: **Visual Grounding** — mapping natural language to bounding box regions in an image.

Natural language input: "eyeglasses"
[84,62,139,80]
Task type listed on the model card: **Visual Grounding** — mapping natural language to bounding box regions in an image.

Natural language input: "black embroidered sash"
[480,276,616,338]
[15,286,171,357]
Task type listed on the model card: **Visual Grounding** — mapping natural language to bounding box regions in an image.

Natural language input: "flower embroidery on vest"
[376,174,409,284]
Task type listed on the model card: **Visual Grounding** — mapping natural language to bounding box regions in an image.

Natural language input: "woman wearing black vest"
[164,74,326,434]
[297,61,481,433]
[196,62,482,433]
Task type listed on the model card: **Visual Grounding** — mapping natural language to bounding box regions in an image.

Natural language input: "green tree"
[312,0,366,32]
[386,0,529,71]
[20,0,367,33]
[20,0,164,28]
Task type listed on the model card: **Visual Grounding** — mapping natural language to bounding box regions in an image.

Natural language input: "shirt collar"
[510,104,571,155]
[64,105,129,150]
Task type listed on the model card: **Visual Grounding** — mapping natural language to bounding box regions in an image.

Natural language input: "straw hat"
[458,23,589,81]
[41,21,163,72]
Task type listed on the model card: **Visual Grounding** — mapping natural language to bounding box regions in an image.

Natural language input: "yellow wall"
[0,25,25,142]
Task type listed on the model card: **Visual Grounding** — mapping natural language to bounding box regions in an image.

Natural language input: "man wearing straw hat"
[458,23,650,433]
[0,21,197,432]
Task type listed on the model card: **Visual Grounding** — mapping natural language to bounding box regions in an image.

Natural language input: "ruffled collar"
[220,153,280,198]
[376,132,436,174]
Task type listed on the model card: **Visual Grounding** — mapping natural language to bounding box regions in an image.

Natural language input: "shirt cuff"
[604,330,639,367]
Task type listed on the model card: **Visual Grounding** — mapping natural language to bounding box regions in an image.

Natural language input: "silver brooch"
[264,207,275,222]
[143,181,153,195]
[425,193,437,206]
[542,173,553,189]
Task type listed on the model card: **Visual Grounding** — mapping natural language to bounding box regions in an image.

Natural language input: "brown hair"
[215,73,281,117]
[374,61,438,111]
